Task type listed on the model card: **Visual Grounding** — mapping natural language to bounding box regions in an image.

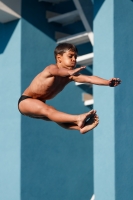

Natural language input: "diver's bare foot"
[80,115,99,134]
[77,110,96,128]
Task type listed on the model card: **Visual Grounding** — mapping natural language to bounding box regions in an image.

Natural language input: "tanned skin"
[18,50,121,134]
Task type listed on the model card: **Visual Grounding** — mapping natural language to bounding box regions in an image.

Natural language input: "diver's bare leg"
[19,98,97,128]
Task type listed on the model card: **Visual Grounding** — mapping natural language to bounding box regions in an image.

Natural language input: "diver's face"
[58,50,77,69]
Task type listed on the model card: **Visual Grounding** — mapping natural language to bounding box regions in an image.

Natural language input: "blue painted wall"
[94,0,133,199]
[94,1,115,199]
[114,0,133,199]
[0,20,21,200]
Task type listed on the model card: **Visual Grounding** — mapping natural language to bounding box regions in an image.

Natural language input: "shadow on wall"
[79,0,93,29]
[0,0,77,54]
[21,0,78,42]
[0,20,19,54]
[21,0,54,40]
[0,0,106,53]
[94,0,105,18]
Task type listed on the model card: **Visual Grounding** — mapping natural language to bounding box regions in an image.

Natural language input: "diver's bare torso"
[23,65,71,100]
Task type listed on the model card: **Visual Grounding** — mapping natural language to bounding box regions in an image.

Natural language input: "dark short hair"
[54,43,78,61]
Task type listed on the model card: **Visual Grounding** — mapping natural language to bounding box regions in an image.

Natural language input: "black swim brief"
[18,95,46,115]
[18,95,32,114]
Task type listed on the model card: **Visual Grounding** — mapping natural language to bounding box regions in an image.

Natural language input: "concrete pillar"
[0,20,21,200]
[94,0,133,199]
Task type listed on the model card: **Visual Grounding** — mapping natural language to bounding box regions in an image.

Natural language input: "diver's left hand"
[109,78,121,87]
